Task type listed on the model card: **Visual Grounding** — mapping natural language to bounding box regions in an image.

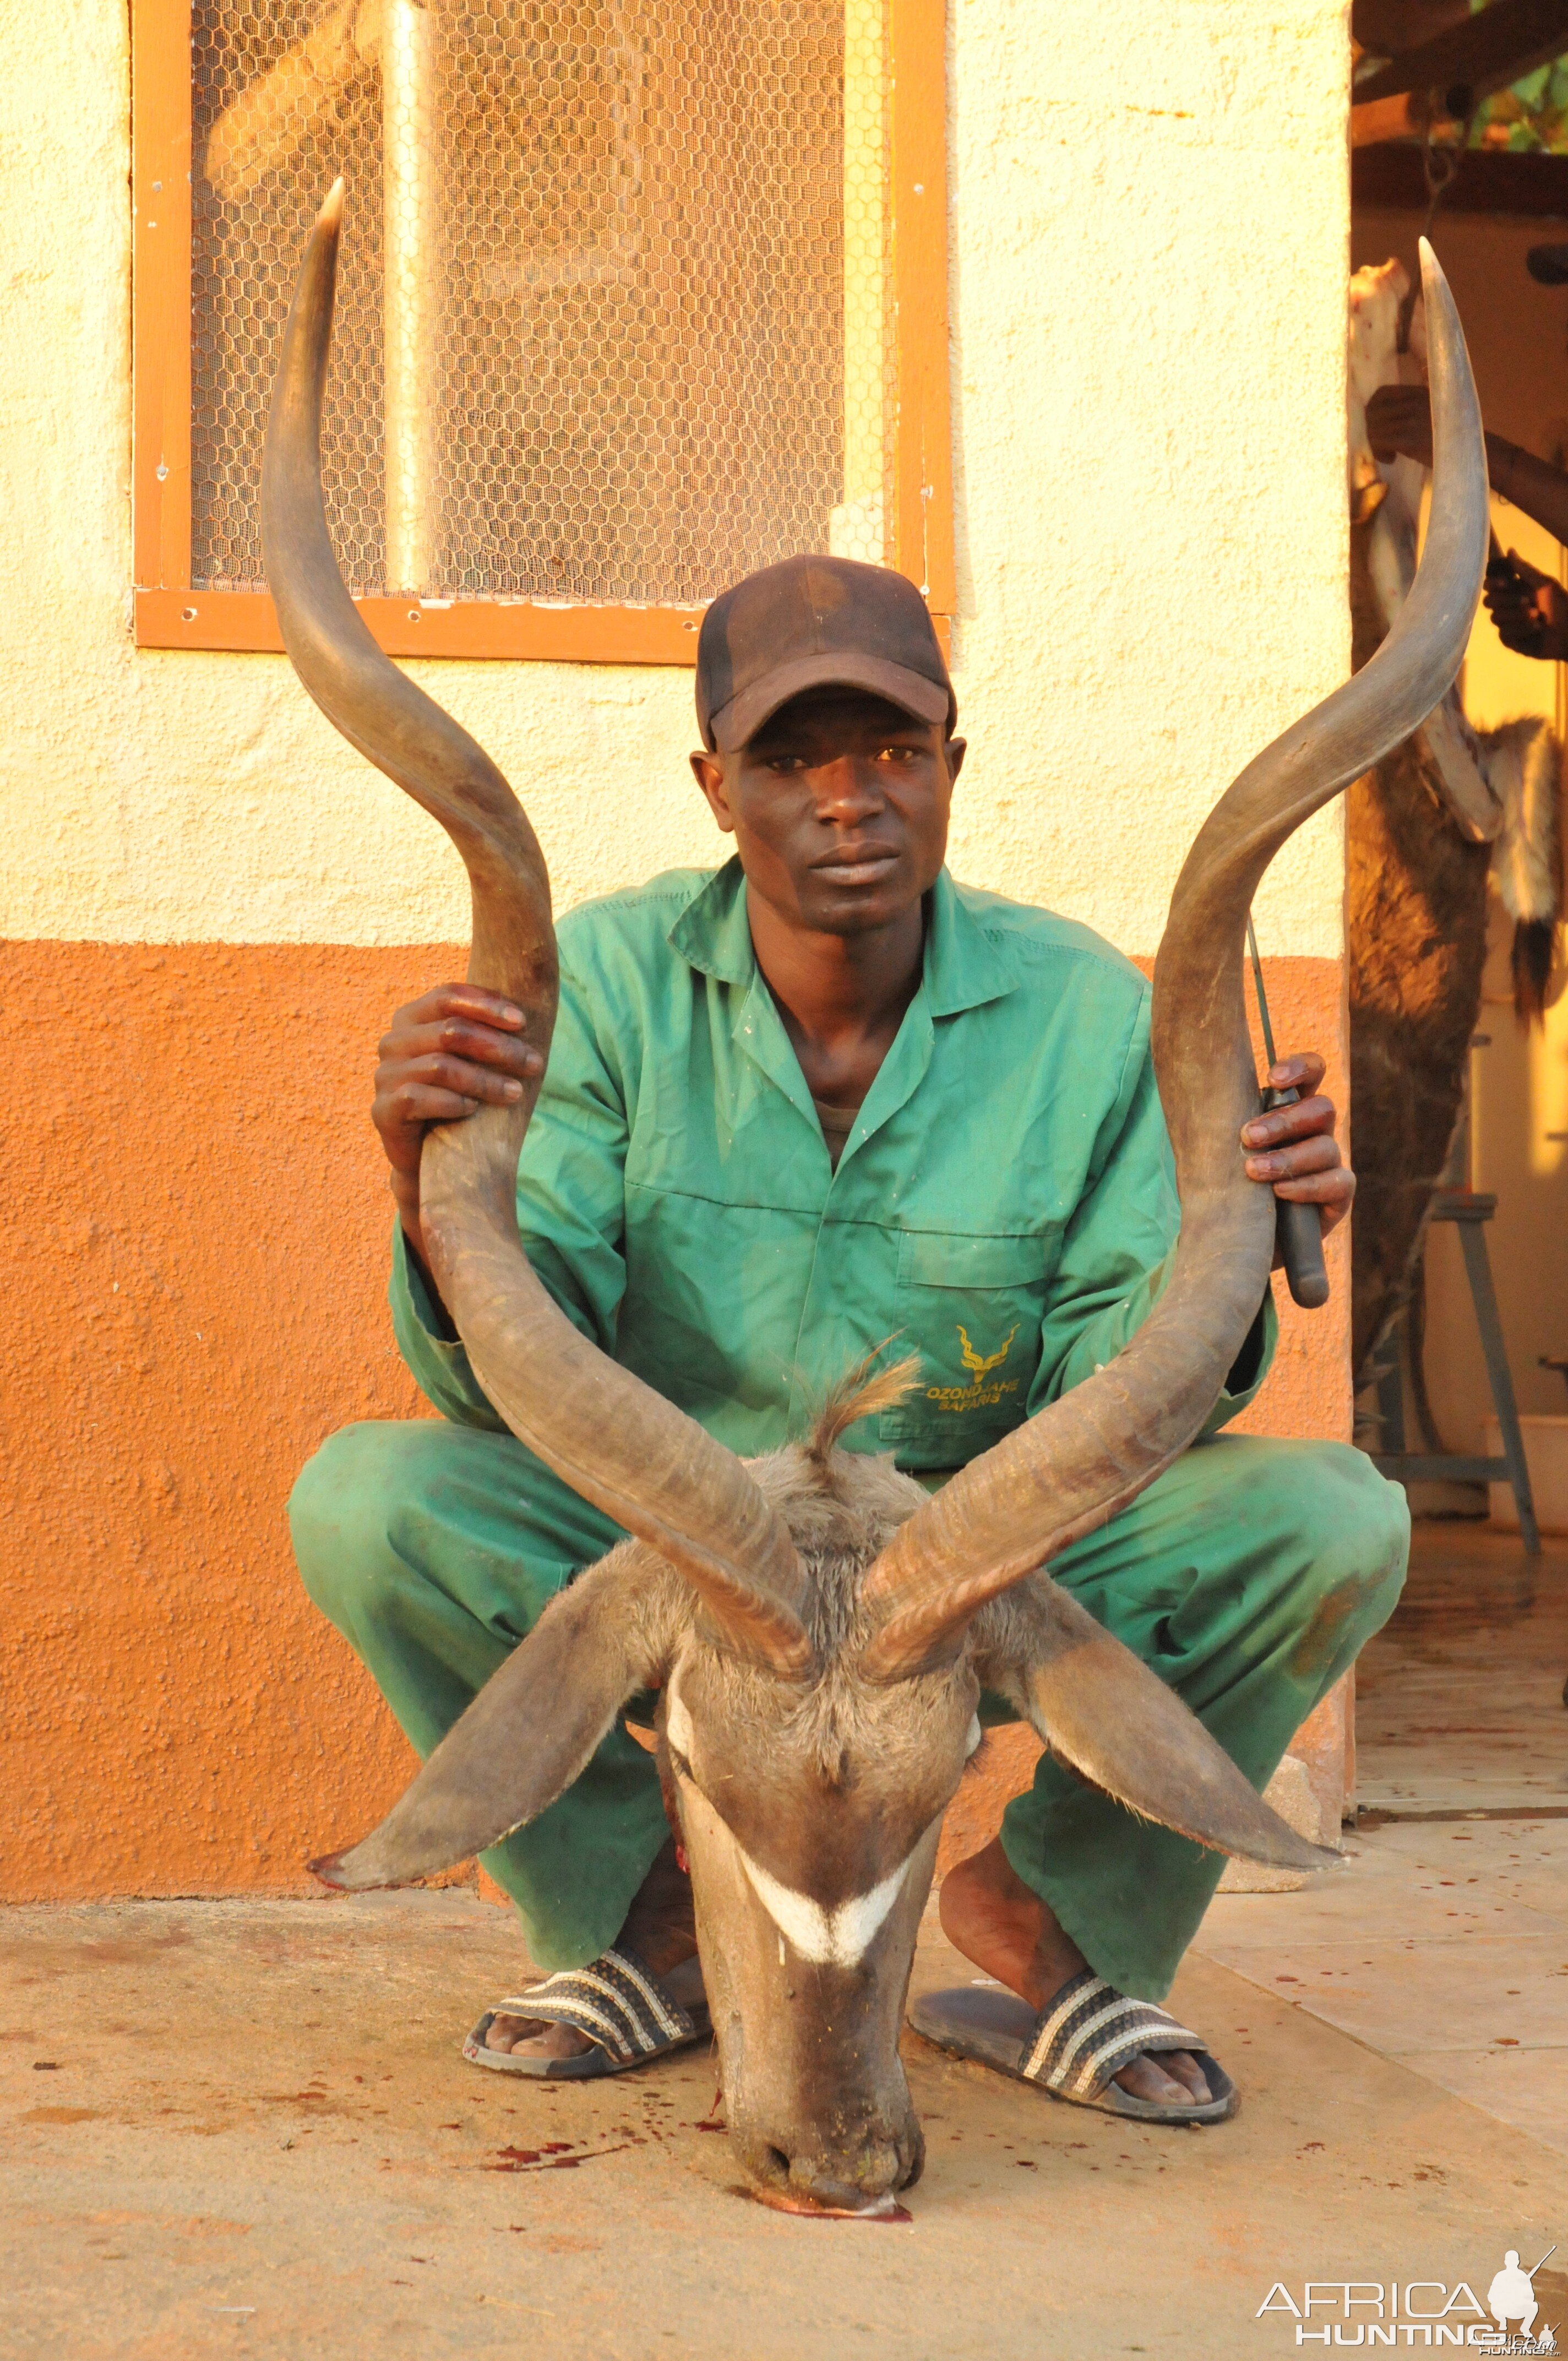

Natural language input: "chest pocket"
[881,1229,1060,1466]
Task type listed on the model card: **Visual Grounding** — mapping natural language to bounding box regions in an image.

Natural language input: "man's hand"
[1367,386,1568,656]
[1483,547,1568,663]
[1239,1051,1353,1261]
[373,985,542,1263]
[1365,382,1433,471]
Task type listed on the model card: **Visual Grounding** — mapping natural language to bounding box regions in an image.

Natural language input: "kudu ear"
[311,1553,672,1892]
[979,1578,1336,1874]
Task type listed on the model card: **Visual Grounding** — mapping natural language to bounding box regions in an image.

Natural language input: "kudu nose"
[735,2120,924,2216]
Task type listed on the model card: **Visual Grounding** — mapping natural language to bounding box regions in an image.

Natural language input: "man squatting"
[290,556,1406,2117]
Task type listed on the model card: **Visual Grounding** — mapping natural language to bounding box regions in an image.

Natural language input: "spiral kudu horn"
[860,240,1487,1680]
[262,183,812,1674]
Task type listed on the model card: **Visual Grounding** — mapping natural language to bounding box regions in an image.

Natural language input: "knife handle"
[1261,1085,1330,1310]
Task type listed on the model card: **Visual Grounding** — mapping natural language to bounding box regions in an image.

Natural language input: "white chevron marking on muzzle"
[663,1679,926,1968]
[736,1845,917,1970]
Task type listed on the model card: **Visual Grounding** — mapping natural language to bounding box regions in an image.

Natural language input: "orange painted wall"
[0,940,1346,1902]
[2,942,444,1901]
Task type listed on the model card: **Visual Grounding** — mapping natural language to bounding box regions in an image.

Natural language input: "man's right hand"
[1365,382,1433,470]
[373,985,542,1261]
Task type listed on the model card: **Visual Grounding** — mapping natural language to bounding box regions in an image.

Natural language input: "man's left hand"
[1483,547,1568,663]
[1239,1051,1354,1259]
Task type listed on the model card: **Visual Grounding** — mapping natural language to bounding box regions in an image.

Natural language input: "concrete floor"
[5,1524,1565,2360]
[1195,1522,1568,2163]
[1354,1522,1568,1818]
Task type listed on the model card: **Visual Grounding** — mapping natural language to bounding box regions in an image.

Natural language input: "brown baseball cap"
[695,554,955,753]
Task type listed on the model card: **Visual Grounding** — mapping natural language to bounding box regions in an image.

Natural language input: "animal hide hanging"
[1476,714,1564,1022]
[1344,257,1564,1390]
[1350,265,1505,847]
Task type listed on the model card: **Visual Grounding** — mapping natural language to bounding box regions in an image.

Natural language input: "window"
[133,0,951,662]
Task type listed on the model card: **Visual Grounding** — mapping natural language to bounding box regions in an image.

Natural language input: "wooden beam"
[1354,0,1568,108]
[132,0,193,592]
[889,0,955,616]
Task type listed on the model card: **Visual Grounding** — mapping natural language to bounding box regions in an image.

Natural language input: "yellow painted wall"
[1,0,1351,959]
[0,0,1356,1900]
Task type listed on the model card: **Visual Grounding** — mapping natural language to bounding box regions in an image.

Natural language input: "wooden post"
[382,0,443,595]
[831,0,889,565]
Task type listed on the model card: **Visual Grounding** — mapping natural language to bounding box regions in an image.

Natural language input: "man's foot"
[483,1952,707,2060]
[483,2012,597,2063]
[938,1838,1211,2109]
[485,1838,703,2063]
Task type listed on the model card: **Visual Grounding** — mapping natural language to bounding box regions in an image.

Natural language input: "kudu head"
[265,191,1486,2215]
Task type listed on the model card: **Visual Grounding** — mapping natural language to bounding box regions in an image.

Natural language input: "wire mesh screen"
[190,0,890,605]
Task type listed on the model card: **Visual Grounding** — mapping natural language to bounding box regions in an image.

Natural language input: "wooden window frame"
[131,0,954,664]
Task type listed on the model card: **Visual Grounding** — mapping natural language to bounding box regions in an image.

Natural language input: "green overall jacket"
[391,858,1273,1454]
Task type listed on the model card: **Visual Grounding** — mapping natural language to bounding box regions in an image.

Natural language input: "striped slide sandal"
[463,1946,710,2079]
[909,1969,1237,2124]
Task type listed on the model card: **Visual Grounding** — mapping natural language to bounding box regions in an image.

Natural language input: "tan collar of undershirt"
[811,1097,861,1169]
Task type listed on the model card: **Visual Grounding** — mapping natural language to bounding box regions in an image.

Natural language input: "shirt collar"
[923,869,1020,1015]
[666,856,756,984]
[666,857,1021,1015]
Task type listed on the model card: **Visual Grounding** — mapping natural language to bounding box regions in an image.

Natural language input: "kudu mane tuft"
[801,1351,923,1473]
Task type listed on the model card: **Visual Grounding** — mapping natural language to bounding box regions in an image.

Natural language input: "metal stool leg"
[1457,1218,1541,1554]
[1375,1339,1407,1456]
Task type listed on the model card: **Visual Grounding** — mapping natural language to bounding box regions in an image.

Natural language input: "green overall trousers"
[290,863,1408,1996]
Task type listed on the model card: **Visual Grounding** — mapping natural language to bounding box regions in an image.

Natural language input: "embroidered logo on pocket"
[927,1323,1020,1413]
